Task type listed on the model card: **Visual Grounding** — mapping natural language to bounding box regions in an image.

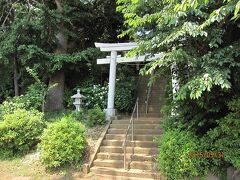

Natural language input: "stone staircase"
[90,75,167,180]
[90,118,165,180]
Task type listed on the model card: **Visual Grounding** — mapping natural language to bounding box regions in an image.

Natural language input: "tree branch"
[1,0,20,28]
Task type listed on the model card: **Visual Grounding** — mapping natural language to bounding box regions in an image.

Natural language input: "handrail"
[145,82,152,114]
[145,71,155,115]
[122,97,139,170]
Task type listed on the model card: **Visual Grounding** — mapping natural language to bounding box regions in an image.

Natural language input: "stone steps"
[102,140,158,147]
[95,174,154,180]
[110,124,161,129]
[107,129,162,135]
[97,152,155,161]
[89,75,167,180]
[90,117,163,179]
[100,146,158,155]
[111,119,161,124]
[93,159,155,171]
[105,134,159,141]
[91,167,165,180]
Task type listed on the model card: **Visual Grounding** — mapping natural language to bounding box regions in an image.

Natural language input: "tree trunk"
[13,56,19,96]
[45,69,65,111]
[45,0,67,111]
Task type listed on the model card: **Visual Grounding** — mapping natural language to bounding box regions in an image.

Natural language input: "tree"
[0,0,124,110]
[117,0,240,175]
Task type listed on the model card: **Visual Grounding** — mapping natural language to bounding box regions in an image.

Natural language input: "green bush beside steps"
[39,117,86,168]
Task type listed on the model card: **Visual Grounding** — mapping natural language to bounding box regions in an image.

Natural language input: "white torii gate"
[95,42,177,119]
[95,42,138,119]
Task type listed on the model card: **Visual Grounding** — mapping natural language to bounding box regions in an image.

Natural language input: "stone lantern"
[71,89,85,111]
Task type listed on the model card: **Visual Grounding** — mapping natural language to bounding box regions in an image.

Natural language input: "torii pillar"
[95,42,137,119]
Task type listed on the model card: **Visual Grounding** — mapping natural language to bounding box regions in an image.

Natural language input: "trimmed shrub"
[0,109,45,157]
[39,117,86,168]
[156,129,208,180]
[87,106,106,127]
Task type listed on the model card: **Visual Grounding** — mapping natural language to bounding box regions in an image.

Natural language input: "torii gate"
[95,42,177,119]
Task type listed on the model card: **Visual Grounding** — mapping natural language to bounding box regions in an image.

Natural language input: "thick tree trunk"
[45,69,65,111]
[45,0,67,111]
[13,56,19,96]
[44,32,67,111]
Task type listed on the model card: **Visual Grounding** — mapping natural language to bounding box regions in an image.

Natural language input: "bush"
[0,109,45,157]
[115,77,136,112]
[204,98,240,171]
[23,82,46,111]
[0,97,29,119]
[156,129,208,180]
[72,109,87,122]
[39,117,86,168]
[81,84,108,110]
[72,106,106,127]
[86,106,106,127]
[115,66,137,112]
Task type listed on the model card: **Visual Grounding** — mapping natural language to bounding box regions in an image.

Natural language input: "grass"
[0,152,96,179]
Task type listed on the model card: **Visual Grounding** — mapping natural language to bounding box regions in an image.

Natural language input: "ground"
[0,125,105,180]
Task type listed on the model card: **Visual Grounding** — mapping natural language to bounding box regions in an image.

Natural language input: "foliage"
[76,65,137,112]
[0,109,45,157]
[86,106,106,127]
[0,0,124,107]
[0,97,28,119]
[115,65,137,112]
[72,109,87,123]
[25,67,57,112]
[0,65,12,103]
[39,117,86,168]
[43,110,72,123]
[203,98,240,171]
[23,83,47,111]
[118,0,240,176]
[156,129,208,180]
[80,84,108,110]
[63,87,74,109]
[73,106,106,127]
[0,81,50,117]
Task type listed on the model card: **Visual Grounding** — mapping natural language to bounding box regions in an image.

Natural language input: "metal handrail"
[145,83,152,114]
[122,97,139,170]
[145,71,155,115]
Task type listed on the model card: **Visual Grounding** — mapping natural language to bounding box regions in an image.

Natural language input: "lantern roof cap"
[71,89,85,98]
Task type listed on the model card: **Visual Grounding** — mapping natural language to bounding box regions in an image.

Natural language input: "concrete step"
[91,167,165,179]
[105,134,159,141]
[110,124,161,129]
[111,119,161,124]
[107,129,162,135]
[93,159,154,171]
[102,140,158,147]
[97,152,155,161]
[100,146,158,155]
[95,174,154,180]
[131,161,155,171]
[93,159,123,168]
[138,113,162,118]
[119,117,162,120]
